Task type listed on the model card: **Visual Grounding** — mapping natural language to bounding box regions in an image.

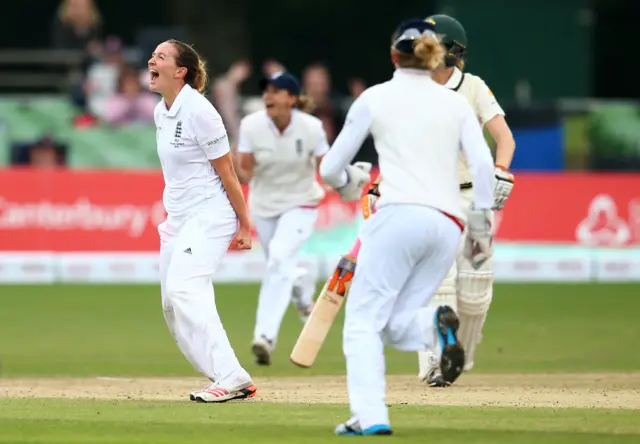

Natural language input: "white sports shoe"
[294,299,314,324]
[251,336,274,366]
[190,381,214,401]
[191,381,257,403]
[464,360,475,371]
[291,287,313,324]
[335,417,392,436]
[292,267,315,324]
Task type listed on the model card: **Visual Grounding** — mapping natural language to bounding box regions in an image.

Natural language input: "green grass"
[0,399,638,444]
[1,283,639,443]
[1,283,639,377]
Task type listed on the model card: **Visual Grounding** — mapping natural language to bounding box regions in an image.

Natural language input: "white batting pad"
[456,270,493,370]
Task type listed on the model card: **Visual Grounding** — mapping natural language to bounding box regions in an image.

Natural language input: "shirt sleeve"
[319,93,372,188]
[191,107,231,160]
[236,118,253,154]
[314,124,330,157]
[477,80,505,125]
[459,102,495,210]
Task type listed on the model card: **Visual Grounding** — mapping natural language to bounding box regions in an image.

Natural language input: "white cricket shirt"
[320,69,494,223]
[445,67,505,184]
[154,84,232,217]
[237,109,329,218]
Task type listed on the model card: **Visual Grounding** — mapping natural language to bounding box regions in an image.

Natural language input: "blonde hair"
[393,34,445,71]
[58,0,101,26]
[296,94,315,113]
[167,39,209,93]
[413,35,446,70]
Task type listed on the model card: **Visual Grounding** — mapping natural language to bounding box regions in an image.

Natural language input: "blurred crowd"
[211,59,367,145]
[13,0,376,168]
[44,0,368,153]
[52,0,156,128]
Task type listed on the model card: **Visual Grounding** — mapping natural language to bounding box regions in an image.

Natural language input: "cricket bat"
[289,254,357,368]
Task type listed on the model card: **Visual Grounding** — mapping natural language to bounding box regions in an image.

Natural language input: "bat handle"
[347,238,361,259]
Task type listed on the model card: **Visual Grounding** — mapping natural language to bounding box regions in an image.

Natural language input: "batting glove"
[463,208,494,270]
[361,182,379,220]
[493,166,514,211]
[337,162,372,202]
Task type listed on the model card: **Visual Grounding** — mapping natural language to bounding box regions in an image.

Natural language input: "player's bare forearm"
[315,155,333,191]
[210,155,251,228]
[237,152,255,185]
[225,178,251,228]
[495,137,515,169]
[486,115,515,169]
[235,166,252,185]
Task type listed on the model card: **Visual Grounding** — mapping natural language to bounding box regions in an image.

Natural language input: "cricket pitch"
[2,373,640,410]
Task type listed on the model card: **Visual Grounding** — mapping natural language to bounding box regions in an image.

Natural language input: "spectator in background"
[104,66,156,127]
[348,78,367,98]
[29,139,62,167]
[263,59,286,77]
[11,135,67,168]
[342,77,367,113]
[84,36,125,120]
[52,0,103,57]
[211,59,253,142]
[53,0,105,112]
[301,63,344,142]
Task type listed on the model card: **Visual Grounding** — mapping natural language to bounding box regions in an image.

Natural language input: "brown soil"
[1,373,639,409]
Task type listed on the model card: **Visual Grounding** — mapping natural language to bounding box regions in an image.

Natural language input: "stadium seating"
[589,103,640,170]
[0,97,158,168]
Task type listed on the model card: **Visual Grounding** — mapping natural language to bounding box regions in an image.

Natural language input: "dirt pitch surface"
[2,373,640,410]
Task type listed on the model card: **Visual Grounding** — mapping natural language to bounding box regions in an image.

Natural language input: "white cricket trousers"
[344,204,461,429]
[158,201,252,388]
[252,207,318,344]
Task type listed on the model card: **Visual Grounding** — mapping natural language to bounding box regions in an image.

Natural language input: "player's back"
[366,70,470,222]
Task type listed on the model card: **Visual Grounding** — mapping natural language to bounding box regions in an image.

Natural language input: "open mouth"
[149,69,159,82]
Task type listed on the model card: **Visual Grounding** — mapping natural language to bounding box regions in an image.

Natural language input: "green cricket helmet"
[425,14,467,68]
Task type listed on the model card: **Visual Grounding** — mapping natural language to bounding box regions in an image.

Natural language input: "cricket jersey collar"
[444,67,464,90]
[166,83,194,117]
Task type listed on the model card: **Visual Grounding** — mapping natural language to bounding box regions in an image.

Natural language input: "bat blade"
[290,255,357,368]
